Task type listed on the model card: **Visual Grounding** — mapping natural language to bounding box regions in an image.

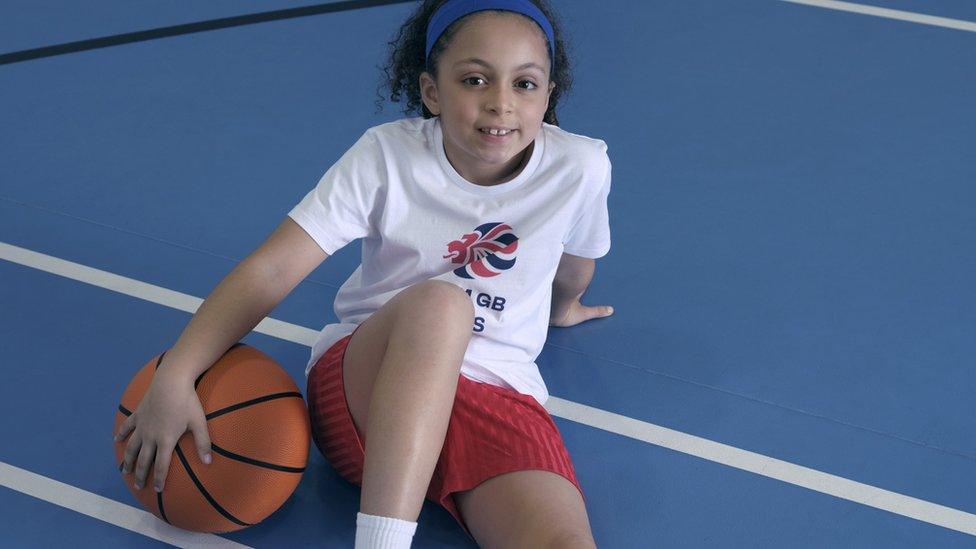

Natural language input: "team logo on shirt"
[443,222,518,279]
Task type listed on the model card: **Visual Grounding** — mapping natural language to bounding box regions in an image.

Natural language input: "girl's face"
[420,12,555,186]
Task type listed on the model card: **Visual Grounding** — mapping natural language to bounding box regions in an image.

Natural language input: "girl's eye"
[463,77,538,90]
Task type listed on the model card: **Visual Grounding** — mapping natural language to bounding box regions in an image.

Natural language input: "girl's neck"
[452,140,534,187]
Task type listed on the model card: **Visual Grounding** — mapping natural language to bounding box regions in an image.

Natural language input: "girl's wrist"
[153,352,201,387]
[550,295,577,323]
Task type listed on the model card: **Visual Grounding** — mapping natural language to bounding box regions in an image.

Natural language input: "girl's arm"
[159,217,329,382]
[116,217,328,493]
[549,252,614,328]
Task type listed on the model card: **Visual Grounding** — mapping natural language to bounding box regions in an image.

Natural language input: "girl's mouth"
[478,128,517,143]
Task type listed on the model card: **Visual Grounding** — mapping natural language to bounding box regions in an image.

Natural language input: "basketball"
[113,343,310,533]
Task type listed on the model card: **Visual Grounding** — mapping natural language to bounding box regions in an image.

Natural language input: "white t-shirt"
[288,116,611,406]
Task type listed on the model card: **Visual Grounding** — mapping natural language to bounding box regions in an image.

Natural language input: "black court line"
[0,0,417,66]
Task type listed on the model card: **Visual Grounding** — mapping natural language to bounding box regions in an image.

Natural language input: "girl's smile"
[477,127,517,144]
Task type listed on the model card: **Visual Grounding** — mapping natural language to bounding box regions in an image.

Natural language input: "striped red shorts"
[305,329,585,541]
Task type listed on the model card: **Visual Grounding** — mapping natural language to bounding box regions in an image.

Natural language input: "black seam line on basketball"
[0,0,418,66]
[174,445,251,527]
[205,392,304,421]
[157,491,171,525]
[210,443,305,473]
[154,351,166,371]
[119,404,132,416]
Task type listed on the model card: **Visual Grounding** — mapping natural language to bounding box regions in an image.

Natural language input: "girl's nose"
[485,85,515,114]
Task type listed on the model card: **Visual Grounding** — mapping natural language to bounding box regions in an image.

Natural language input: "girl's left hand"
[549,300,614,328]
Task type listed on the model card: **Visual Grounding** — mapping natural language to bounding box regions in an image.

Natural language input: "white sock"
[354,512,418,549]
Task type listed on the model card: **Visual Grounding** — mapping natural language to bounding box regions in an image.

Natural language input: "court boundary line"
[0,0,417,66]
[1,240,974,537]
[3,0,974,67]
[0,461,252,548]
[777,0,976,32]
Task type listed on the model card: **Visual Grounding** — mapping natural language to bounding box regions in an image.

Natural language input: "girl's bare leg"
[341,280,475,521]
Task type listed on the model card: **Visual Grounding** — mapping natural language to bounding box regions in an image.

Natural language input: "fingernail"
[607,306,614,314]
[154,484,162,493]
[134,481,142,489]
[203,453,212,464]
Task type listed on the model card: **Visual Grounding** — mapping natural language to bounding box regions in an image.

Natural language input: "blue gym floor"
[2,1,974,547]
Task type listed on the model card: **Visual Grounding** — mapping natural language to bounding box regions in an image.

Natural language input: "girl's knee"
[406,280,475,321]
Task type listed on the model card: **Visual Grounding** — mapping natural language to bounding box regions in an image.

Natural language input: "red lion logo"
[443,222,518,279]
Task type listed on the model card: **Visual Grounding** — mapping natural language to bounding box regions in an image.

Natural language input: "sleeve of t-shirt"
[562,151,612,259]
[287,129,382,256]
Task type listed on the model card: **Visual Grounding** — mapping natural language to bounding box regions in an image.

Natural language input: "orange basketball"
[113,343,310,533]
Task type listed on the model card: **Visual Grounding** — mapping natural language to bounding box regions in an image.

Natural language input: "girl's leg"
[455,470,596,548]
[341,280,475,521]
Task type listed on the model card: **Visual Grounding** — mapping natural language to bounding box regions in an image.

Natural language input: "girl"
[115,0,613,547]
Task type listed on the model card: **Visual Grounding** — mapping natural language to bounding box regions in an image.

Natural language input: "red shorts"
[305,329,585,541]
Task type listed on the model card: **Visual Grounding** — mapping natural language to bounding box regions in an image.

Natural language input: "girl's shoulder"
[541,122,608,155]
[540,122,611,182]
[351,117,436,161]
[363,116,430,143]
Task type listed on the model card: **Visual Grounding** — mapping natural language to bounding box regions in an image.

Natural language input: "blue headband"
[425,0,555,69]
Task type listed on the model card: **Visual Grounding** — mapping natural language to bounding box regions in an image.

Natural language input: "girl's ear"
[420,71,441,116]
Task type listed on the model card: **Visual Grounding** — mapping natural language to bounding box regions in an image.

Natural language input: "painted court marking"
[778,0,976,33]
[0,461,251,548]
[2,240,974,537]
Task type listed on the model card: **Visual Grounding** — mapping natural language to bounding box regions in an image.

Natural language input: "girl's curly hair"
[374,0,573,126]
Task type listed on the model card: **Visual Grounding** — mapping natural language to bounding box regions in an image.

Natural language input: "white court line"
[0,240,319,346]
[547,397,976,536]
[2,240,975,538]
[0,462,251,548]
[778,0,976,33]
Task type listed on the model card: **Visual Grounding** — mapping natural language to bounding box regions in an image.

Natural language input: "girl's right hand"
[114,367,213,493]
